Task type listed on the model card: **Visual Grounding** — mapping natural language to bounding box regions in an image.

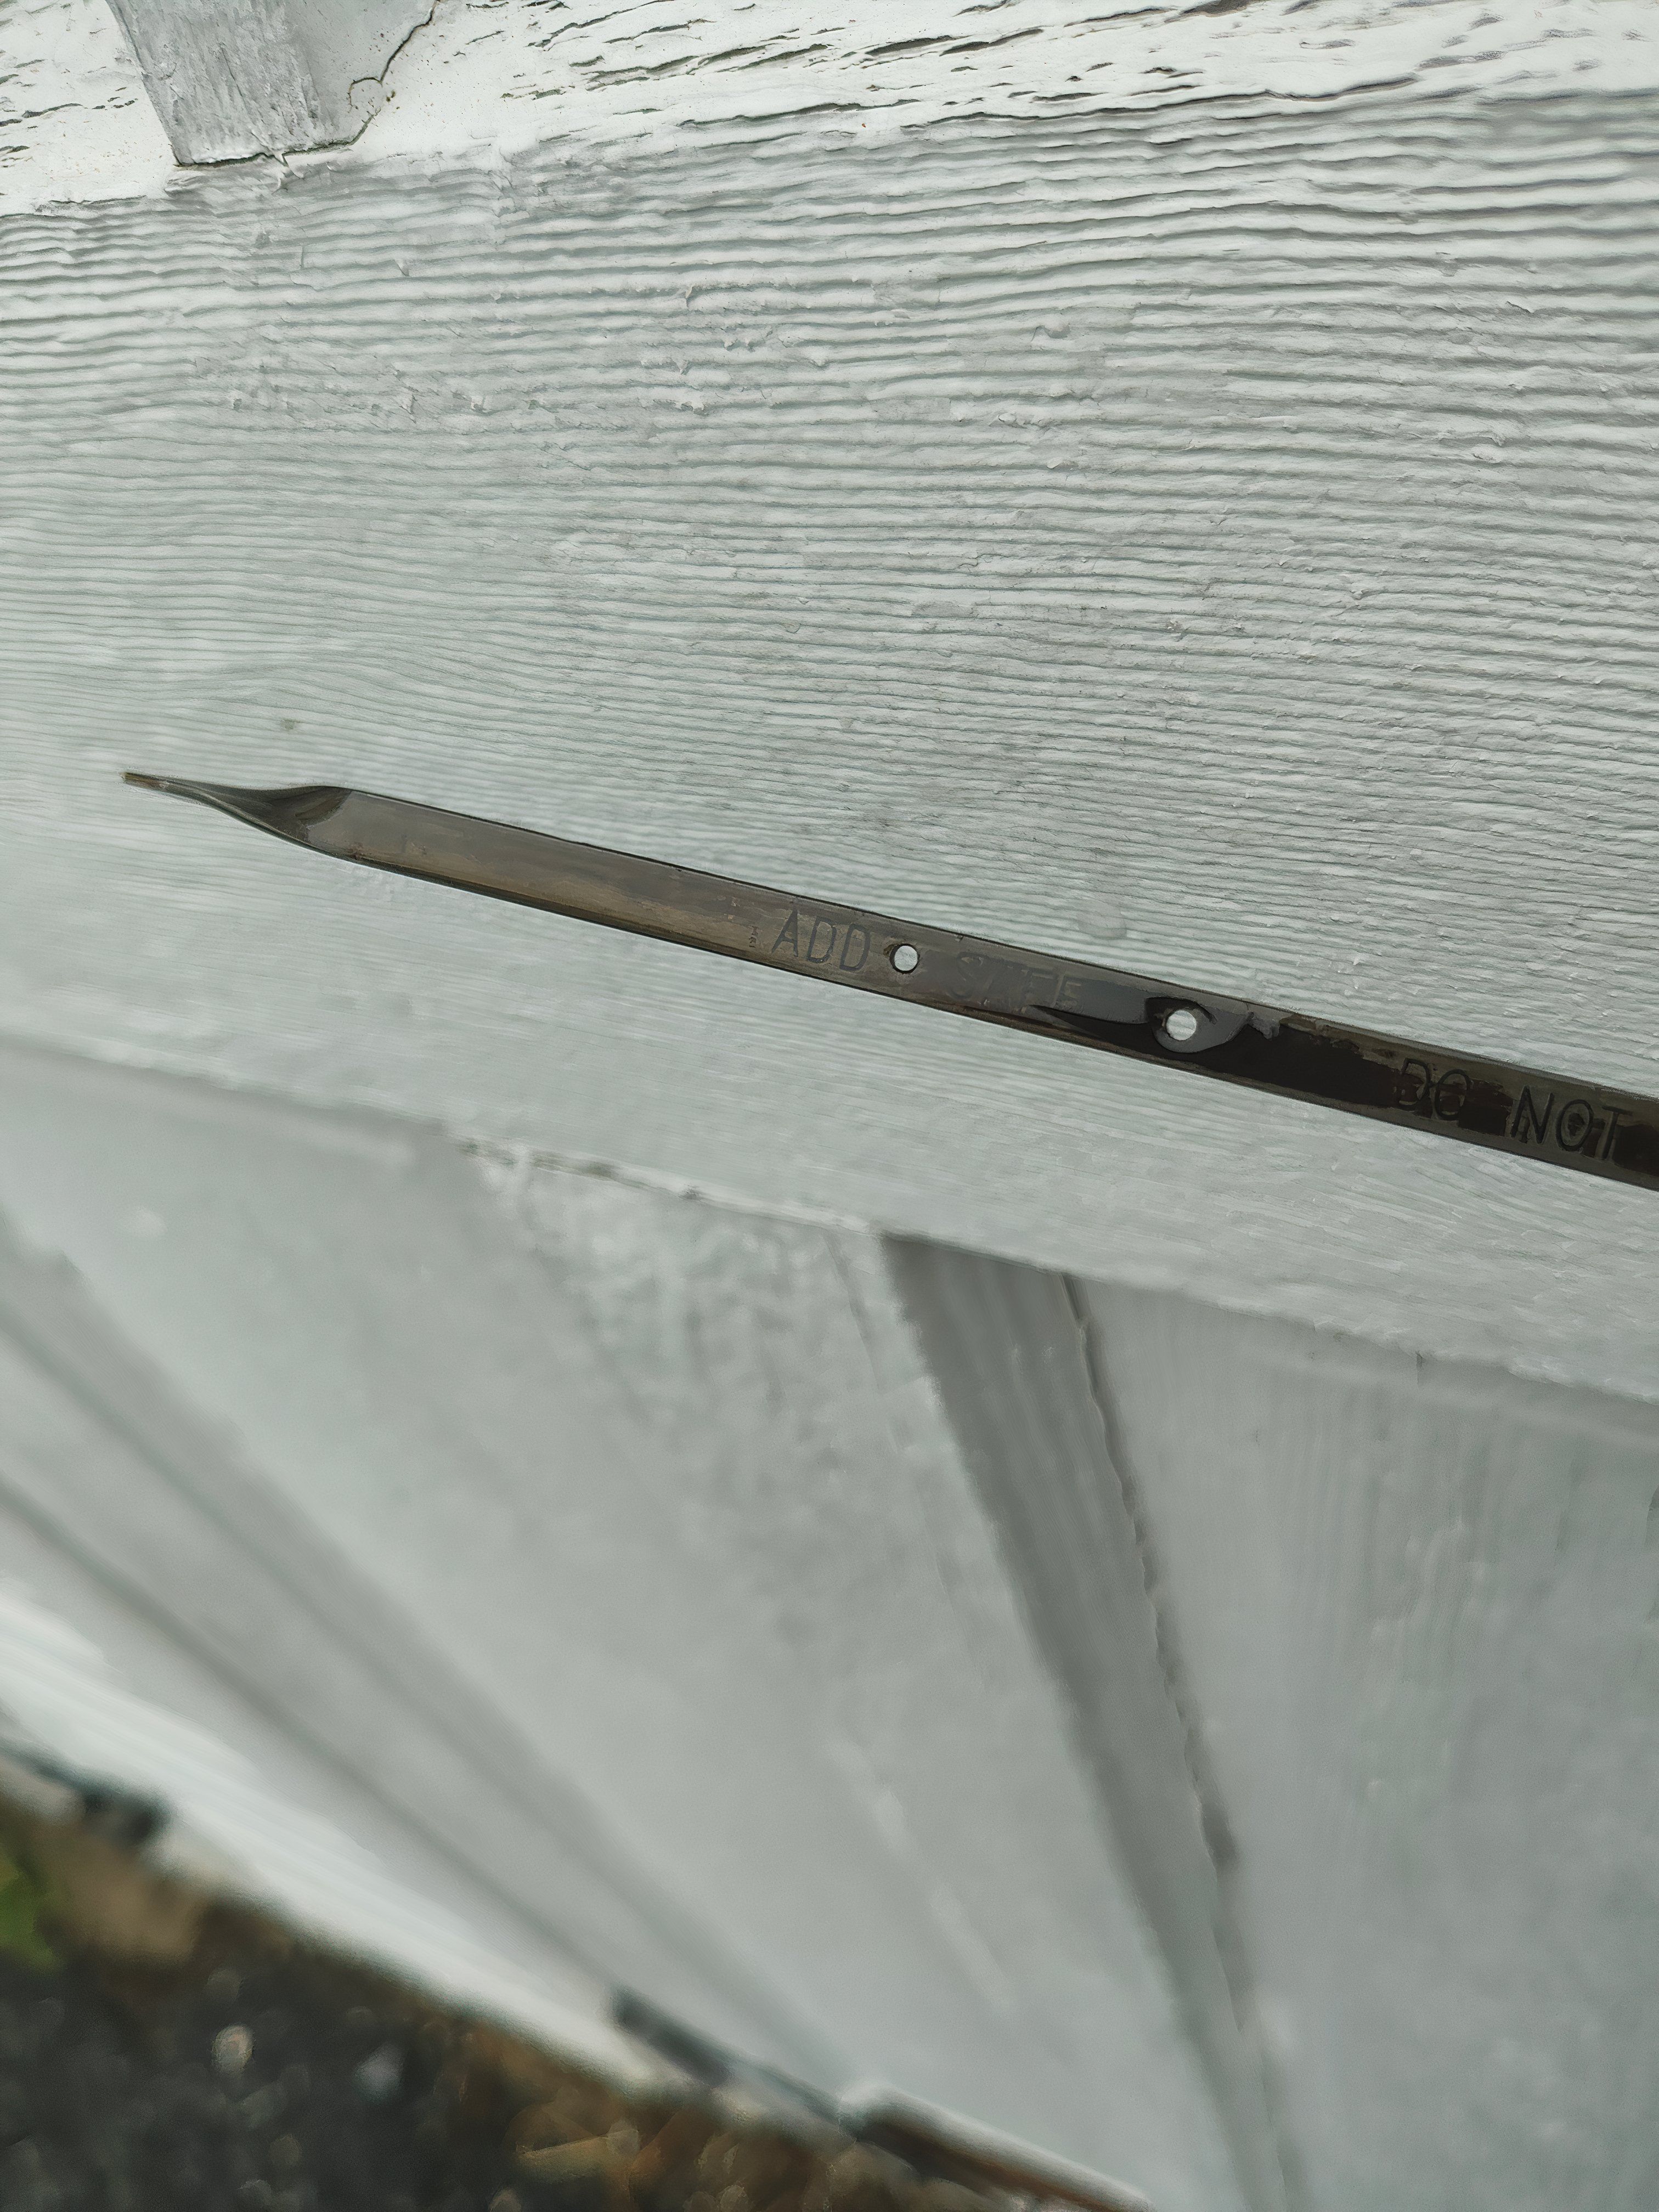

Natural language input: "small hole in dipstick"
[1163,1006,1201,1045]
[890,944,920,974]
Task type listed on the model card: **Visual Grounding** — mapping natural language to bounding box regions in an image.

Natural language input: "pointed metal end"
[611,1990,733,2091]
[122,770,350,847]
[611,1990,842,2134]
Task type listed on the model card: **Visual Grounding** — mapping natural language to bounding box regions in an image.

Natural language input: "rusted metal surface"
[125,774,1659,1193]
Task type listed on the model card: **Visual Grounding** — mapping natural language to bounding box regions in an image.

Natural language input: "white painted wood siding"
[4,0,1659,1392]
[3,4,1657,2205]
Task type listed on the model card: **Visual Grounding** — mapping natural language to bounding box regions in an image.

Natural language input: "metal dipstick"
[125,772,1659,1194]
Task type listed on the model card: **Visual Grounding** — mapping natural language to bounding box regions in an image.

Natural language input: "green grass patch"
[0,1846,59,1971]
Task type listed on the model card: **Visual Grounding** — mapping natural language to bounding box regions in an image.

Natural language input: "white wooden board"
[3,7,1657,2204]
[0,1037,1244,2212]
[1089,1282,1659,2212]
[3,1032,1656,2204]
[3,0,1659,1393]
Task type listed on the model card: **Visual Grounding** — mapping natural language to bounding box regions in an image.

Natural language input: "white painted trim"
[6,0,1656,217]
[108,0,437,162]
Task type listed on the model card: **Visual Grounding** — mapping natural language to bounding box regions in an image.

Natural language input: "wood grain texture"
[0,1219,650,2069]
[8,18,1656,2196]
[10,1028,1656,2203]
[4,36,1657,1388]
[107,0,438,163]
[0,1037,1244,2211]
[0,0,171,211]
[36,0,1645,228]
[0,1039,848,2084]
[14,0,1645,214]
[500,1160,1244,2209]
[0,1553,639,2057]
[362,0,1658,160]
[885,1242,1294,2212]
[1085,1281,1659,2212]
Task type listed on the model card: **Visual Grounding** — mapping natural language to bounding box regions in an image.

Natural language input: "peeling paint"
[106,0,442,164]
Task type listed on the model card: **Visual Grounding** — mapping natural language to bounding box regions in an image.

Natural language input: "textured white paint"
[7,1034,1656,2201]
[10,0,1654,212]
[4,49,1659,1388]
[358,0,1659,164]
[0,1577,637,2068]
[0,1192,766,2067]
[0,1038,1245,2212]
[0,0,170,212]
[0,1047,843,2083]
[496,1163,1248,2209]
[108,0,438,162]
[884,1242,1293,2212]
[7,13,1659,2199]
[1086,1282,1659,2212]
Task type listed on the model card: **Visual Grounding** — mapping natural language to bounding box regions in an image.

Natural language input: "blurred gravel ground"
[0,1795,944,2212]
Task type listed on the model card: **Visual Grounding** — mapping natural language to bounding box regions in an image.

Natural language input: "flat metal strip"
[125,774,1659,1194]
[611,1987,1153,2212]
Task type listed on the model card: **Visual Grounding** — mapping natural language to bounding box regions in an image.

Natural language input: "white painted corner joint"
[105,0,438,163]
